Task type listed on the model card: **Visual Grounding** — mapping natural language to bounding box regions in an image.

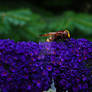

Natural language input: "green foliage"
[0,9,92,42]
[0,9,46,42]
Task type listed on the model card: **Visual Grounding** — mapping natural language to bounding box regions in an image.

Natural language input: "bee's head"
[64,30,70,38]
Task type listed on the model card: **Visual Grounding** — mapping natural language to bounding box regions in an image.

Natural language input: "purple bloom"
[1,71,8,76]
[0,38,91,92]
[46,65,52,71]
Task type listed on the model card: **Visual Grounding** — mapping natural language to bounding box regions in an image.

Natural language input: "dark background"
[0,0,92,42]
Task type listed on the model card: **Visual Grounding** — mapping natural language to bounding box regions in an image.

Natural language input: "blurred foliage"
[0,0,92,42]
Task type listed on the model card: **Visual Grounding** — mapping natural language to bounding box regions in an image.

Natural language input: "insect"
[40,30,70,42]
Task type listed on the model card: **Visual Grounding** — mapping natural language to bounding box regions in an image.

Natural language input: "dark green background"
[0,0,92,42]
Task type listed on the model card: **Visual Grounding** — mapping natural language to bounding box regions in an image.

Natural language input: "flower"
[46,65,52,71]
[0,38,91,92]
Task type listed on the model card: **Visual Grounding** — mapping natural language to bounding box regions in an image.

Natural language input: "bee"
[40,30,70,42]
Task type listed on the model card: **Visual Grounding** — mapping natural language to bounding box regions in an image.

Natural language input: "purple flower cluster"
[0,38,92,92]
[0,39,52,92]
[39,38,92,92]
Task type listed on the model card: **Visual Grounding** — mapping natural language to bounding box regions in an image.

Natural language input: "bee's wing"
[40,32,56,37]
